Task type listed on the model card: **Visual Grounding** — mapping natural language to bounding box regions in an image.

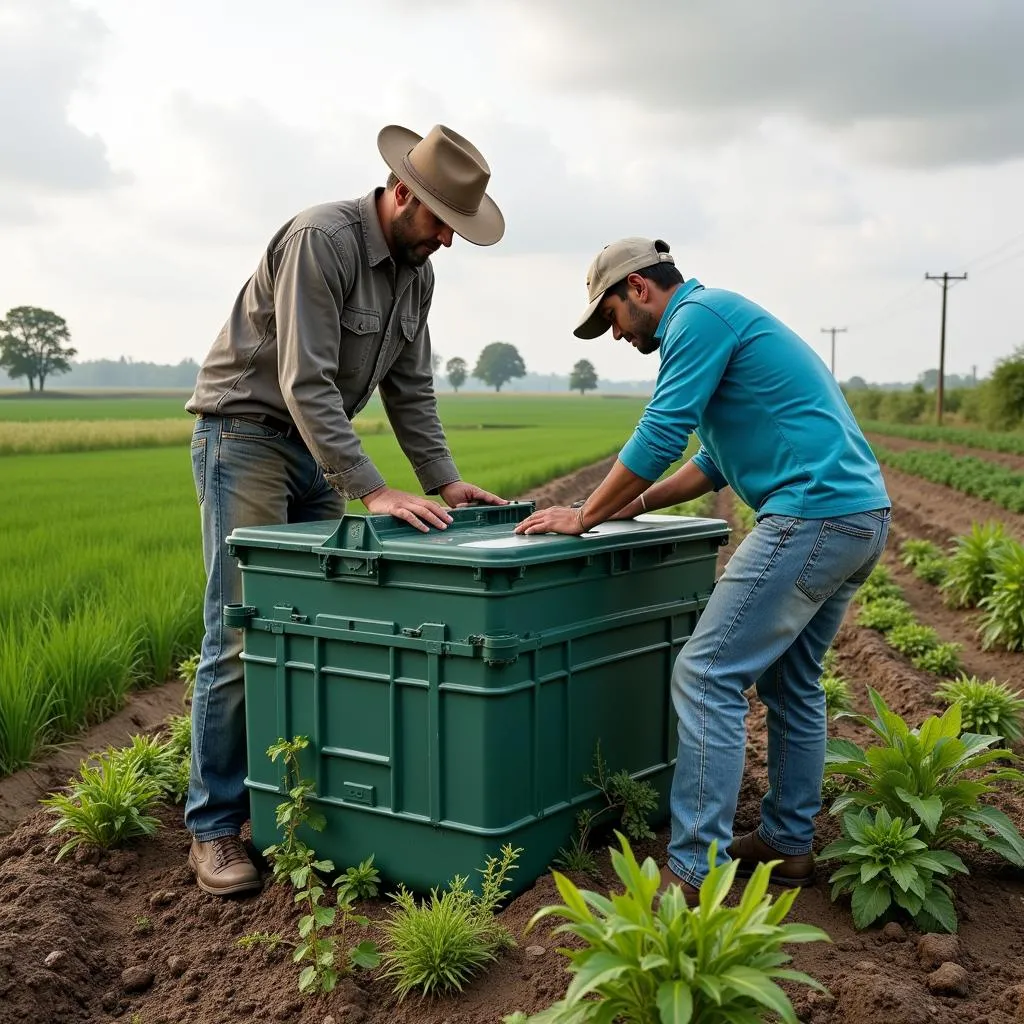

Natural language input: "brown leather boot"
[657,863,700,905]
[188,836,261,896]
[727,830,814,887]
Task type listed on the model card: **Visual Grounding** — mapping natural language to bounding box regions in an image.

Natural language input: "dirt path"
[2,458,1024,1024]
[867,430,1024,474]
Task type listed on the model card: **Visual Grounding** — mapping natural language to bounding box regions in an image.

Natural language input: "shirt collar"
[359,188,392,268]
[654,278,703,340]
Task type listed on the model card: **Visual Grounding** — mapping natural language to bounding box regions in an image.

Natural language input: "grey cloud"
[495,0,1024,168]
[0,1,126,194]
[166,93,709,256]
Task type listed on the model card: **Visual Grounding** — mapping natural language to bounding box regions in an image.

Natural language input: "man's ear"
[394,181,417,209]
[626,272,648,302]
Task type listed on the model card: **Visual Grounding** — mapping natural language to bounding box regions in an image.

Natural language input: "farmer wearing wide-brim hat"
[184,124,508,896]
[516,237,891,901]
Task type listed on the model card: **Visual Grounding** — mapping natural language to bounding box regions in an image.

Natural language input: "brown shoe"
[188,836,261,896]
[657,863,700,905]
[727,830,814,887]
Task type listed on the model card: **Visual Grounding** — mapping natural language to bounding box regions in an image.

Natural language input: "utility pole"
[924,271,967,426]
[820,326,847,377]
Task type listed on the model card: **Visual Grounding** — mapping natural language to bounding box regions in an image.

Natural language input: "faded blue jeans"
[667,508,890,885]
[185,414,345,841]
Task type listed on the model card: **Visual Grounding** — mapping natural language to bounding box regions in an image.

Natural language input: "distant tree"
[987,345,1024,429]
[568,359,598,395]
[446,356,467,393]
[431,350,442,374]
[0,306,77,392]
[844,375,868,391]
[473,342,525,393]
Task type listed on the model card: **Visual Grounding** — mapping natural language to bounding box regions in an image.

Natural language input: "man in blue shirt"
[515,237,890,900]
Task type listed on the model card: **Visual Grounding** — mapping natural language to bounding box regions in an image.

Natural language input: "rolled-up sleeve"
[618,302,737,481]
[274,227,387,499]
[691,445,728,491]
[378,275,460,494]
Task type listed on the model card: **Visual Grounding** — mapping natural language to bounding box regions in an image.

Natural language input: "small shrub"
[934,675,1024,745]
[824,689,1024,865]
[379,844,521,1000]
[42,755,162,860]
[886,623,939,659]
[178,652,200,701]
[900,539,943,569]
[911,642,963,677]
[504,833,829,1024]
[110,734,181,799]
[914,556,949,585]
[335,855,381,904]
[819,807,967,933]
[857,564,903,603]
[821,673,853,719]
[856,597,914,633]
[978,541,1024,652]
[555,741,658,873]
[941,522,1008,609]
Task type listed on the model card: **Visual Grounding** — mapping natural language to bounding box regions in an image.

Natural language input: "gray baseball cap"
[574,237,676,339]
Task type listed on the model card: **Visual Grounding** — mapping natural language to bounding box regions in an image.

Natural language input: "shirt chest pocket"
[338,307,381,375]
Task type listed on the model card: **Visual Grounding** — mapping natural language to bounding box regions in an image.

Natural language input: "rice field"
[0,393,653,775]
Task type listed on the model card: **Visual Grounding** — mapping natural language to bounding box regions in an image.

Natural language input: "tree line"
[1,305,602,396]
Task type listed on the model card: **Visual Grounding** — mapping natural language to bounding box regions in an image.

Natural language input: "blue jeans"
[666,508,890,885]
[185,415,345,841]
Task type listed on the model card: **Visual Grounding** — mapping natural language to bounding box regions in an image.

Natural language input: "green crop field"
[0,393,656,776]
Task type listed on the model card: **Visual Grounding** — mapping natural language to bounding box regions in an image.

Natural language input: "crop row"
[871,444,1024,513]
[860,419,1024,457]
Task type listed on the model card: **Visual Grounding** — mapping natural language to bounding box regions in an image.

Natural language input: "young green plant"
[555,741,659,875]
[504,833,829,1024]
[818,807,967,933]
[824,688,1024,865]
[934,675,1024,745]
[379,844,521,1000]
[241,736,379,994]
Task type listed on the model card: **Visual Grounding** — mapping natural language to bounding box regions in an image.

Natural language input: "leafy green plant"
[42,754,162,860]
[856,564,903,603]
[818,807,967,933]
[165,713,191,758]
[244,736,379,995]
[940,522,1008,609]
[335,855,381,904]
[934,675,1024,745]
[886,623,940,659]
[555,742,659,874]
[911,642,963,677]
[177,652,200,702]
[110,734,180,799]
[914,556,949,585]
[379,844,521,1000]
[978,540,1024,652]
[821,672,853,719]
[856,597,914,633]
[824,689,1024,865]
[900,539,943,570]
[503,833,829,1024]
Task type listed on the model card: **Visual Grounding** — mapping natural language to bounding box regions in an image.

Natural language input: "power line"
[957,228,1024,273]
[820,326,847,376]
[924,271,968,426]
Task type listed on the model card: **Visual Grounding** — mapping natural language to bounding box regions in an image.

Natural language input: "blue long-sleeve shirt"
[618,279,890,518]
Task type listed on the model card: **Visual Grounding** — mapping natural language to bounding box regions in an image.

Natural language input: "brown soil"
[1,461,1023,1024]
[867,431,1024,474]
[0,680,188,836]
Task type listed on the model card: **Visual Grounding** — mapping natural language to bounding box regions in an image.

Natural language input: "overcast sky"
[3,0,1023,385]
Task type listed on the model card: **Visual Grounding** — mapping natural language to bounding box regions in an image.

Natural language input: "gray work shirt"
[185,188,459,500]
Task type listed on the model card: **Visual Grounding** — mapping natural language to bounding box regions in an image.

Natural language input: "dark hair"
[607,260,683,300]
[386,171,399,189]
